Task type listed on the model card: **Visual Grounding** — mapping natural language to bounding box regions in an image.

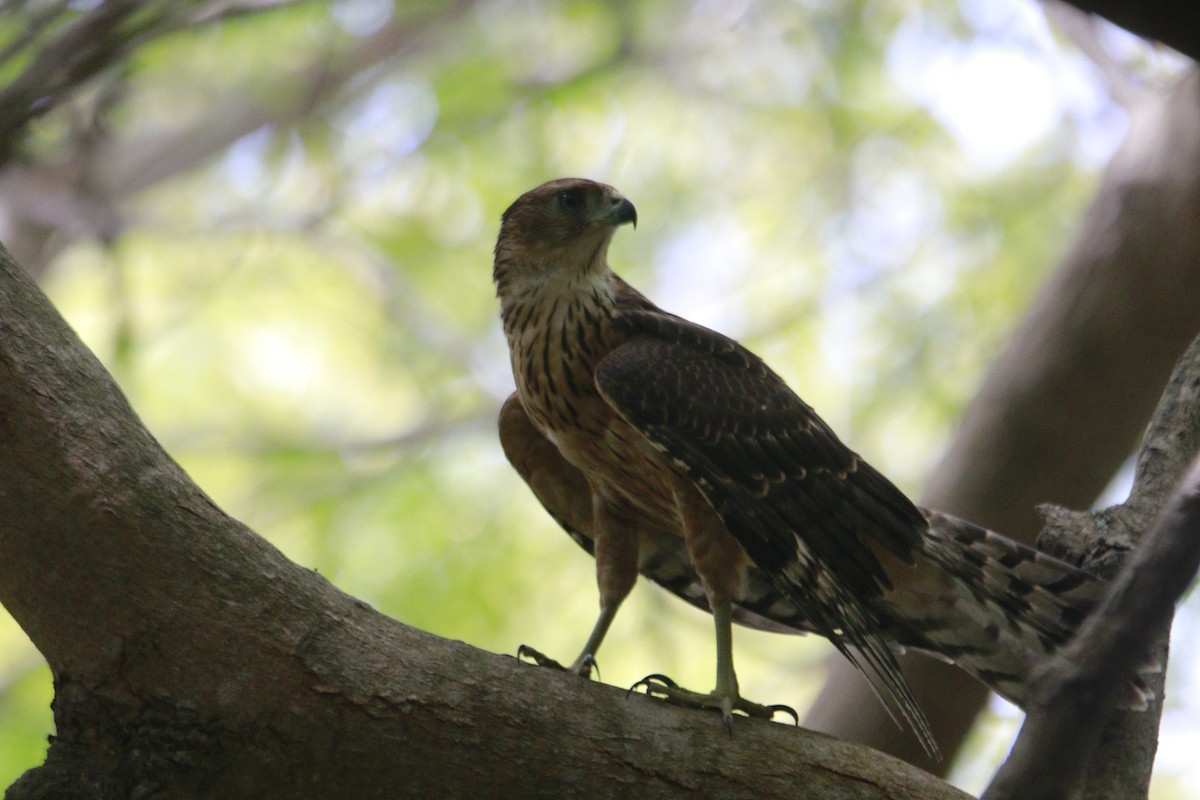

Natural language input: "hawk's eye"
[557,189,584,213]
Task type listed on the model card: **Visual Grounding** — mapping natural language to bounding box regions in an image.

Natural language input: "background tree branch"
[0,1,473,277]
[0,0,309,166]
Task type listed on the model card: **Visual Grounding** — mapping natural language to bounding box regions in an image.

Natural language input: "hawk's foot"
[517,645,599,679]
[629,673,798,732]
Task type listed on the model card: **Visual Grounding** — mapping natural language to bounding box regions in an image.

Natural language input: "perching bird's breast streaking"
[493,178,1149,756]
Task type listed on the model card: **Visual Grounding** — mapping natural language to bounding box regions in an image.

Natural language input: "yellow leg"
[518,601,619,679]
[711,600,739,719]
[631,600,797,732]
[519,495,637,680]
[567,602,619,676]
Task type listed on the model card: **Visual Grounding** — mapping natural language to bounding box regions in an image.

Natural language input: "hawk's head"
[494,178,637,292]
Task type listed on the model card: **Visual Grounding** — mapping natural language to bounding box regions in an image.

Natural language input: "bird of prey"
[493,177,1146,754]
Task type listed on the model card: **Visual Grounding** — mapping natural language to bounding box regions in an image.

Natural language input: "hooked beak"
[601,195,637,230]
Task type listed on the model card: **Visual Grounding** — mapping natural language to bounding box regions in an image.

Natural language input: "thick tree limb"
[805,64,1200,772]
[0,240,971,796]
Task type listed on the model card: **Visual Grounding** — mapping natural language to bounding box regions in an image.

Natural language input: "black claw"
[723,714,734,738]
[768,704,800,725]
[516,644,565,671]
[644,674,678,689]
[627,673,677,699]
[578,653,601,681]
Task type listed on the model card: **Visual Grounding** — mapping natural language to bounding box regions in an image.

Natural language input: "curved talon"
[627,673,678,698]
[768,703,800,725]
[649,674,678,688]
[574,653,601,681]
[626,673,676,699]
[724,698,795,723]
[516,644,566,671]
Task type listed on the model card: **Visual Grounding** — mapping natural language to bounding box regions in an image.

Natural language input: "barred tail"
[880,509,1153,710]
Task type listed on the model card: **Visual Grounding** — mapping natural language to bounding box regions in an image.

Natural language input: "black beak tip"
[614,197,637,229]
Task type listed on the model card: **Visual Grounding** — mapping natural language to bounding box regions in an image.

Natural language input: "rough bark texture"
[804,65,1200,772]
[0,241,972,799]
[1025,327,1200,799]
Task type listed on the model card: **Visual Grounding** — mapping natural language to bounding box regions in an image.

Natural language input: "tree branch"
[0,0,152,164]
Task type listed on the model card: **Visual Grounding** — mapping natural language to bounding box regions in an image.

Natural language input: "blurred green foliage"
[0,0,1192,794]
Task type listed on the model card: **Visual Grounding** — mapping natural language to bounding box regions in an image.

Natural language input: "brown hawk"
[494,178,1147,754]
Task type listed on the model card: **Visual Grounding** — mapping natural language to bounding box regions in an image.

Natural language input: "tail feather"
[881,509,1153,710]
